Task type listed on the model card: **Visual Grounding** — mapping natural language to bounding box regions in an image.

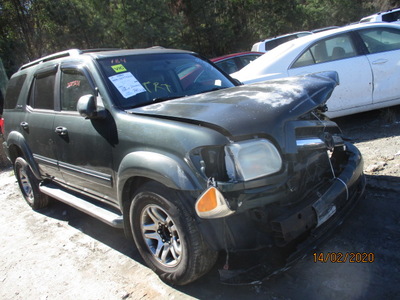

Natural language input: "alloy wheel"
[140,204,182,267]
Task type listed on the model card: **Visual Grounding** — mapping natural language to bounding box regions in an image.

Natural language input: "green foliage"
[299,0,367,29]
[0,0,395,76]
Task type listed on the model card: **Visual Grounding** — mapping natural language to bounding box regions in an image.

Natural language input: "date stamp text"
[313,252,375,263]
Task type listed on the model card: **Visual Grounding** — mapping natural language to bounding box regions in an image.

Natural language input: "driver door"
[53,66,116,203]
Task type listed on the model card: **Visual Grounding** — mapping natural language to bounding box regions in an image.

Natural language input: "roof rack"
[20,49,82,70]
[19,48,120,71]
[81,48,121,53]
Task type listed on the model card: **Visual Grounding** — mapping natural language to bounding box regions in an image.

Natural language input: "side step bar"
[39,183,123,229]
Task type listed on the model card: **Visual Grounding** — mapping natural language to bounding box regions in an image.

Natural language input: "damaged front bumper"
[199,142,365,285]
[271,142,365,247]
[197,141,365,255]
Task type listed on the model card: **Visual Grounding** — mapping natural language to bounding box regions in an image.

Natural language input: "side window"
[238,55,259,67]
[292,50,314,68]
[324,35,357,60]
[382,11,400,22]
[30,72,56,110]
[217,59,239,74]
[358,28,400,54]
[61,70,93,111]
[292,34,356,68]
[4,74,27,109]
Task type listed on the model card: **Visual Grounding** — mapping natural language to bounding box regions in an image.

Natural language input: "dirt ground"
[1,107,400,300]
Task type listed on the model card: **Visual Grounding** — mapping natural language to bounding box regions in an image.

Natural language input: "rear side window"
[238,55,260,67]
[216,59,238,74]
[29,68,57,110]
[292,34,357,68]
[4,74,27,109]
[358,27,400,54]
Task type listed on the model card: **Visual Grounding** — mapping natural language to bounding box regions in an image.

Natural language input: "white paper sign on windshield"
[108,72,146,98]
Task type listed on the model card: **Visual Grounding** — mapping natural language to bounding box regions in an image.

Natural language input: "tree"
[0,0,395,76]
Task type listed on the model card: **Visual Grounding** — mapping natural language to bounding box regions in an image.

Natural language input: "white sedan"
[233,23,400,118]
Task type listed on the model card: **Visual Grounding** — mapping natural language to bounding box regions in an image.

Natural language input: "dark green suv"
[2,48,365,285]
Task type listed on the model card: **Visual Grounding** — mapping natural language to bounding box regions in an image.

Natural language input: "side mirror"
[77,95,106,119]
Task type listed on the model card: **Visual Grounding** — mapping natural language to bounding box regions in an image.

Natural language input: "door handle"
[55,126,68,136]
[372,59,388,65]
[20,122,29,130]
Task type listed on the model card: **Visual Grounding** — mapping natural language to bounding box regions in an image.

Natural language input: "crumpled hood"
[128,71,339,138]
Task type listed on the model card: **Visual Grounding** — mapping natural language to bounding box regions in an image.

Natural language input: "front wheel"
[14,157,49,210]
[129,182,217,285]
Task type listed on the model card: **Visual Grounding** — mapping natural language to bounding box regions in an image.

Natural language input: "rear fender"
[5,131,41,179]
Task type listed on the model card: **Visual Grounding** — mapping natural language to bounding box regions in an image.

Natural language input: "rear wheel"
[129,182,217,285]
[14,157,49,210]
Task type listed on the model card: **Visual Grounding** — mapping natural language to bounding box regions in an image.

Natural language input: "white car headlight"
[225,139,282,181]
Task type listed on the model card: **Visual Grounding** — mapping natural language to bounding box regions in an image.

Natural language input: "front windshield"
[98,53,236,108]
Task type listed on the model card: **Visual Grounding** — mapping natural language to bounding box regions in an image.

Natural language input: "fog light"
[195,187,234,219]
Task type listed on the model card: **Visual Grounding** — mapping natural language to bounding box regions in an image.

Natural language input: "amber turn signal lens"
[195,187,234,219]
[196,187,218,212]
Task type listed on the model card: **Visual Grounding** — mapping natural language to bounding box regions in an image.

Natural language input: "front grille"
[281,121,346,205]
[282,149,332,206]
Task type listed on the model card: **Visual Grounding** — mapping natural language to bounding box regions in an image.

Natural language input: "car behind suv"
[211,51,263,74]
[360,7,400,23]
[251,31,312,52]
[2,48,365,285]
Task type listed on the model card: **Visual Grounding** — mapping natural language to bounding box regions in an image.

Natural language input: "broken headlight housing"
[225,139,282,181]
[197,138,282,182]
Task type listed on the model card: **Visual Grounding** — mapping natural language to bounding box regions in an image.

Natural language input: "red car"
[211,51,263,74]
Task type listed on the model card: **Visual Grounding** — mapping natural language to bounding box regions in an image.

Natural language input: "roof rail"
[20,49,83,70]
[19,48,121,71]
[81,48,121,53]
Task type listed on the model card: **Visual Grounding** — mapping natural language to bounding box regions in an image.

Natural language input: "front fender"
[4,131,41,179]
[117,151,203,206]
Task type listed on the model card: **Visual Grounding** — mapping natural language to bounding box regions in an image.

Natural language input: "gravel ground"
[0,106,399,299]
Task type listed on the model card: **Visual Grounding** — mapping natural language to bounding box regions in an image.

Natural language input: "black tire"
[129,181,218,285]
[14,157,49,210]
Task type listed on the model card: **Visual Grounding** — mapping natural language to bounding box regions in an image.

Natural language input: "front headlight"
[225,139,282,181]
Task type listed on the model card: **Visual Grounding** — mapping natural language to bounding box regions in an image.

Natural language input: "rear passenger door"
[24,65,61,179]
[53,65,116,202]
[357,27,400,104]
[288,33,373,114]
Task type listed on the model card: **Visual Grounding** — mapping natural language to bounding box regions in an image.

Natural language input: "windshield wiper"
[199,87,226,94]
[152,95,185,103]
[125,95,185,110]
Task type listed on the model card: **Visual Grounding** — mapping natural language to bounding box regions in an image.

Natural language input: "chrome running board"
[39,183,123,228]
